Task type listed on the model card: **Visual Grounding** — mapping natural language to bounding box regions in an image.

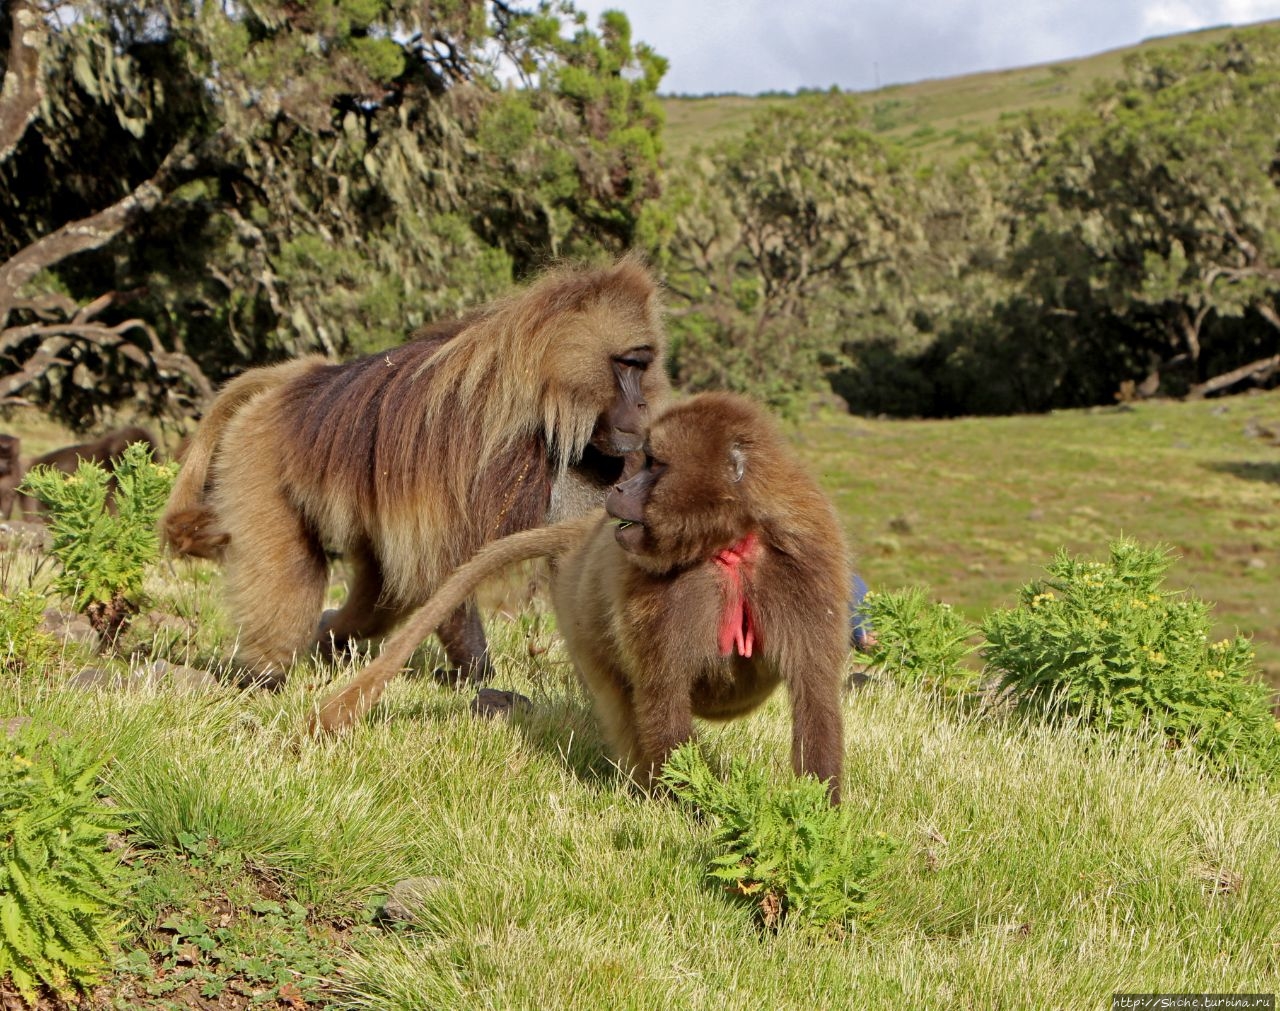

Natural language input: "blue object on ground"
[849,572,874,650]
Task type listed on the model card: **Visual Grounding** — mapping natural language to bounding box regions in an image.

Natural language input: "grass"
[797,390,1280,686]
[2,638,1277,1007]
[2,389,1279,1007]
[660,21,1275,161]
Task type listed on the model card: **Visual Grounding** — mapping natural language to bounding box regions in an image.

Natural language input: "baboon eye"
[615,347,654,370]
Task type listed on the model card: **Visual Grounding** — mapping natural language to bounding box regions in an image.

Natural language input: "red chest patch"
[712,531,762,658]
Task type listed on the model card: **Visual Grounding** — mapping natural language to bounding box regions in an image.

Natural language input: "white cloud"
[571,0,1280,94]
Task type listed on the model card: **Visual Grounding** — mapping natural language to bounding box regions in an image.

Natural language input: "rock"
[68,659,219,692]
[1,716,68,740]
[1,716,32,738]
[381,876,448,925]
[470,688,533,719]
[142,659,221,691]
[68,667,113,689]
[41,608,99,648]
[0,520,48,549]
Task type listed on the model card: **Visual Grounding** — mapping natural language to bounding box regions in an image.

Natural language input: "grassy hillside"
[799,390,1280,685]
[660,21,1276,160]
[2,389,1279,1007]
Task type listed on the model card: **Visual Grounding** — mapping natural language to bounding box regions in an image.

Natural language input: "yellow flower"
[12,754,32,768]
[1205,669,1224,680]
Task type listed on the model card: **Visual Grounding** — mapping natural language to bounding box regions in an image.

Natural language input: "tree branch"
[0,0,44,163]
[0,139,191,327]
[0,309,214,406]
[1187,353,1280,400]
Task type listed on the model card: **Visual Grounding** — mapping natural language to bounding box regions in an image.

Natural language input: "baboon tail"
[313,511,602,733]
[161,357,326,556]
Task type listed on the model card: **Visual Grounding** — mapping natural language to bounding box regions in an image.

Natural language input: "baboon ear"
[728,443,747,484]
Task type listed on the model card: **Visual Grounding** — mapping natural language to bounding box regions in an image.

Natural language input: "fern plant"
[860,586,980,694]
[19,442,176,644]
[662,745,895,933]
[982,539,1280,781]
[0,727,130,1003]
[0,590,58,677]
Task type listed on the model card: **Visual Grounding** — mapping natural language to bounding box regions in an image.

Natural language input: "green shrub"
[862,586,980,694]
[0,591,58,676]
[662,745,895,934]
[0,727,130,1003]
[982,539,1280,780]
[19,443,176,644]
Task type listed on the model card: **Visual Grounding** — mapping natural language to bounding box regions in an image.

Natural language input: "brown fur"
[160,256,668,680]
[315,393,850,802]
[162,356,329,560]
[0,434,22,520]
[19,426,161,519]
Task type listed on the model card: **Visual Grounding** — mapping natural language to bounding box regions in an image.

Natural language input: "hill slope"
[660,21,1276,160]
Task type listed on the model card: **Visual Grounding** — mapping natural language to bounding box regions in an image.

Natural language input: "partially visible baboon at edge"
[161,256,669,684]
[316,392,850,803]
[0,435,22,520]
[18,426,161,519]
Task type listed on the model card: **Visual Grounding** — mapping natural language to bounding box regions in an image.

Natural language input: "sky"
[570,0,1280,95]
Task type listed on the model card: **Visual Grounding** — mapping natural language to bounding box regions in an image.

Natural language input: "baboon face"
[594,346,657,455]
[544,294,668,458]
[606,397,759,570]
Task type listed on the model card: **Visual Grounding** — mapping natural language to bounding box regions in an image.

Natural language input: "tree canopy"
[1,6,1276,425]
[0,0,666,428]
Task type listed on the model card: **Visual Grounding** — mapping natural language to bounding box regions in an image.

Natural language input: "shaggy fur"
[316,393,850,803]
[160,256,668,677]
[163,356,329,559]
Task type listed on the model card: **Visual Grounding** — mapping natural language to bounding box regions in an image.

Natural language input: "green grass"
[797,390,1280,686]
[2,638,1277,1008]
[2,389,1279,1006]
[660,21,1275,161]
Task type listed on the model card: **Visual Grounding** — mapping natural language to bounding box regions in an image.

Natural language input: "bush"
[861,586,980,694]
[0,591,58,677]
[19,443,176,644]
[0,727,130,1003]
[662,745,895,934]
[982,539,1280,780]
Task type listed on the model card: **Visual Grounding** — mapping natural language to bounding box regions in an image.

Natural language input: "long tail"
[161,356,326,557]
[313,511,602,734]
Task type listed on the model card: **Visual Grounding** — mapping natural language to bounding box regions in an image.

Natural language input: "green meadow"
[802,390,1280,686]
[3,387,1279,1008]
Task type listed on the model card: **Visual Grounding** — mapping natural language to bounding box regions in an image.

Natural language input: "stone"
[68,659,219,692]
[41,608,99,648]
[470,688,533,719]
[381,876,448,925]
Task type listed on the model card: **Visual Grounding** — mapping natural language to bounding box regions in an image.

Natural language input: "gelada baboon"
[316,392,850,802]
[163,356,328,560]
[161,257,668,682]
[0,434,22,520]
[19,426,161,519]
